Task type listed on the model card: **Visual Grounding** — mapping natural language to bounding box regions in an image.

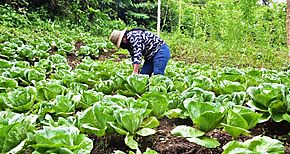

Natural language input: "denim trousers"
[140,44,170,76]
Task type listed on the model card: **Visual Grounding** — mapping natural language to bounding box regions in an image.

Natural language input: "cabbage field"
[1,39,290,153]
[1,3,290,154]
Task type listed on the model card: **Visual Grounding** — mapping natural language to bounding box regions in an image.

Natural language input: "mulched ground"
[90,117,290,154]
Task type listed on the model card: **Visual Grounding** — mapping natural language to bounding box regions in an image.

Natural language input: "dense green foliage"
[166,0,286,47]
[161,0,287,69]
[1,1,287,70]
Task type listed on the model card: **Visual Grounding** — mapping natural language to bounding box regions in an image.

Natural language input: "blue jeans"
[140,44,170,76]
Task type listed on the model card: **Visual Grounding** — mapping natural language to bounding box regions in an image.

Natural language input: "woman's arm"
[127,31,144,74]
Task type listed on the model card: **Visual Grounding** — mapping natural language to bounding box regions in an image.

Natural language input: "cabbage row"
[0,53,288,153]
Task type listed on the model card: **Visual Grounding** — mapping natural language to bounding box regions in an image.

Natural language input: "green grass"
[162,32,289,71]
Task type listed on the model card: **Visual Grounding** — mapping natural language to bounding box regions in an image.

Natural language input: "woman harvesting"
[109,28,170,76]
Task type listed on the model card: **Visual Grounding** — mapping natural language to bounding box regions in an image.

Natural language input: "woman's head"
[109,28,127,48]
[120,34,132,50]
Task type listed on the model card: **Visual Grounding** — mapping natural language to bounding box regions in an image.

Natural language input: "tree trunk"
[287,0,290,57]
[157,0,161,36]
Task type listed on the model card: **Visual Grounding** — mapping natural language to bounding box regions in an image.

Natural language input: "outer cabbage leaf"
[190,76,213,91]
[77,90,103,109]
[171,125,205,138]
[0,59,12,68]
[0,122,28,153]
[246,83,286,109]
[171,125,219,148]
[126,74,149,95]
[222,136,284,154]
[232,106,262,129]
[50,69,75,86]
[34,59,53,74]
[148,75,174,92]
[5,86,37,112]
[76,103,115,136]
[95,79,114,95]
[114,108,147,133]
[268,100,287,122]
[53,95,75,116]
[0,76,18,92]
[183,97,224,132]
[111,107,157,150]
[101,95,149,112]
[222,106,261,138]
[216,67,245,82]
[216,92,246,108]
[187,137,220,148]
[68,82,88,93]
[37,95,75,117]
[180,87,215,103]
[172,78,189,92]
[247,83,288,122]
[194,111,224,132]
[214,80,246,95]
[32,126,93,154]
[74,69,97,87]
[0,111,38,153]
[41,114,75,127]
[36,80,66,101]
[140,92,168,118]
[23,69,46,82]
[47,54,67,64]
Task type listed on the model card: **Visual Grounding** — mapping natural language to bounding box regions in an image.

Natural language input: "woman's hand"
[132,63,140,74]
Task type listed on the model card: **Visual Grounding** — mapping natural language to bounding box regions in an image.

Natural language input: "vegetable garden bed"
[91,117,290,154]
[1,48,290,153]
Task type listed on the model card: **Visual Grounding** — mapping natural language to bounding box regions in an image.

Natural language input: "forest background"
[0,0,288,69]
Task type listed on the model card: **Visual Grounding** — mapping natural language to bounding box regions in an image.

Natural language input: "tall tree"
[287,0,290,57]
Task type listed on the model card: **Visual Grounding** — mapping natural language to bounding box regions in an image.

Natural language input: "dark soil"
[97,49,129,62]
[67,53,81,69]
[90,118,290,154]
[97,50,114,61]
[66,41,129,69]
[90,134,129,154]
[65,41,84,69]
[250,120,290,154]
[66,43,128,69]
[48,45,58,54]
[75,40,85,51]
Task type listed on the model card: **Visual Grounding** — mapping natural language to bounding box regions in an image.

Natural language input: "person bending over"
[109,28,170,76]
